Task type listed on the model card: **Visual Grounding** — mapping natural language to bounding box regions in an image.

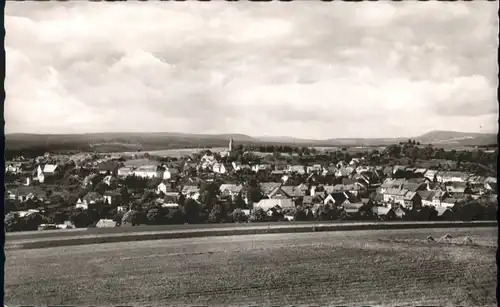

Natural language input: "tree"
[146,208,162,225]
[294,206,308,221]
[113,211,125,226]
[48,211,68,224]
[24,213,45,231]
[208,204,226,223]
[94,181,109,195]
[249,208,268,222]
[234,193,248,209]
[121,209,142,226]
[184,198,201,224]
[5,212,23,232]
[166,208,185,224]
[232,208,248,223]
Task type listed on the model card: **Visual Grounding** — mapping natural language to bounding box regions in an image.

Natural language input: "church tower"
[229,137,233,152]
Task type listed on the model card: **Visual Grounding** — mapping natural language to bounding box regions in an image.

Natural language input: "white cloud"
[5,1,498,138]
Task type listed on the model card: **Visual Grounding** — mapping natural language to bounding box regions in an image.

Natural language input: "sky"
[5,1,499,139]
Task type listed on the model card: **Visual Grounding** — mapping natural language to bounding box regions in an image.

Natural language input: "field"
[5,227,497,306]
[114,147,228,158]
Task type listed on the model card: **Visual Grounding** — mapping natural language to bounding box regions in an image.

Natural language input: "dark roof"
[280,186,304,198]
[97,162,120,172]
[302,196,313,205]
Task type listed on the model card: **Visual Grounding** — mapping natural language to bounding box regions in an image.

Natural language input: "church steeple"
[229,137,233,152]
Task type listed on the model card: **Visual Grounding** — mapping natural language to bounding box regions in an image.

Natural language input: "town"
[4,137,497,232]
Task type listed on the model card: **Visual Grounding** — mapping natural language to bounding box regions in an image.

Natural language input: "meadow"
[4,227,496,306]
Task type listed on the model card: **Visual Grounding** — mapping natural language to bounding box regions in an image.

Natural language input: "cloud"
[5,1,498,138]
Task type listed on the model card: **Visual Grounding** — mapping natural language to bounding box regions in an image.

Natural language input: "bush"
[208,204,226,223]
[249,208,268,222]
[146,208,162,225]
[294,206,308,221]
[5,212,24,232]
[232,209,248,223]
[122,209,142,226]
[165,208,185,224]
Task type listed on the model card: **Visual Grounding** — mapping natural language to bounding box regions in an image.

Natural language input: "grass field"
[115,147,228,157]
[4,227,497,306]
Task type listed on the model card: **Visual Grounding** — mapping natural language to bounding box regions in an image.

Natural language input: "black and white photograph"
[3,1,498,306]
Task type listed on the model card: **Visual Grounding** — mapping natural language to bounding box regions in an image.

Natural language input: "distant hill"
[413,130,497,146]
[322,130,497,146]
[5,130,496,158]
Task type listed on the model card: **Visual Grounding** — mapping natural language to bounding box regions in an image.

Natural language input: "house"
[212,163,227,174]
[267,186,292,199]
[296,183,309,195]
[253,198,295,211]
[356,166,373,173]
[302,195,313,207]
[436,207,454,220]
[133,165,164,179]
[162,167,179,180]
[413,168,428,177]
[252,164,271,172]
[97,162,120,175]
[7,186,46,202]
[287,165,306,174]
[324,183,365,196]
[162,192,181,208]
[279,186,304,199]
[324,192,352,207]
[13,209,40,218]
[403,191,421,209]
[379,179,406,193]
[117,167,133,178]
[349,158,361,166]
[402,181,428,193]
[95,219,116,228]
[342,202,364,215]
[6,162,23,174]
[157,181,171,195]
[181,185,200,200]
[117,205,129,213]
[417,190,448,208]
[484,182,497,194]
[371,206,396,220]
[75,198,88,210]
[382,188,409,207]
[82,192,105,207]
[424,170,438,181]
[103,191,121,205]
[232,162,242,171]
[219,184,243,198]
[445,182,467,194]
[393,207,407,219]
[259,182,283,198]
[441,198,459,208]
[306,164,323,174]
[436,171,468,183]
[36,164,59,183]
[335,167,355,177]
[102,175,115,186]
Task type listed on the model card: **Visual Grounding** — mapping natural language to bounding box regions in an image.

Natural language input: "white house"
[96,219,116,228]
[36,164,58,183]
[133,165,164,179]
[117,167,133,178]
[212,163,227,174]
[252,164,271,172]
[156,181,169,194]
[162,167,179,180]
[75,198,88,210]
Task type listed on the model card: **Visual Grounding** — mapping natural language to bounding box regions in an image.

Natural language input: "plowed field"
[5,227,497,306]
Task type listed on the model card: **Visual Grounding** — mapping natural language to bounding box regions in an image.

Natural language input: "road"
[5,227,497,306]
